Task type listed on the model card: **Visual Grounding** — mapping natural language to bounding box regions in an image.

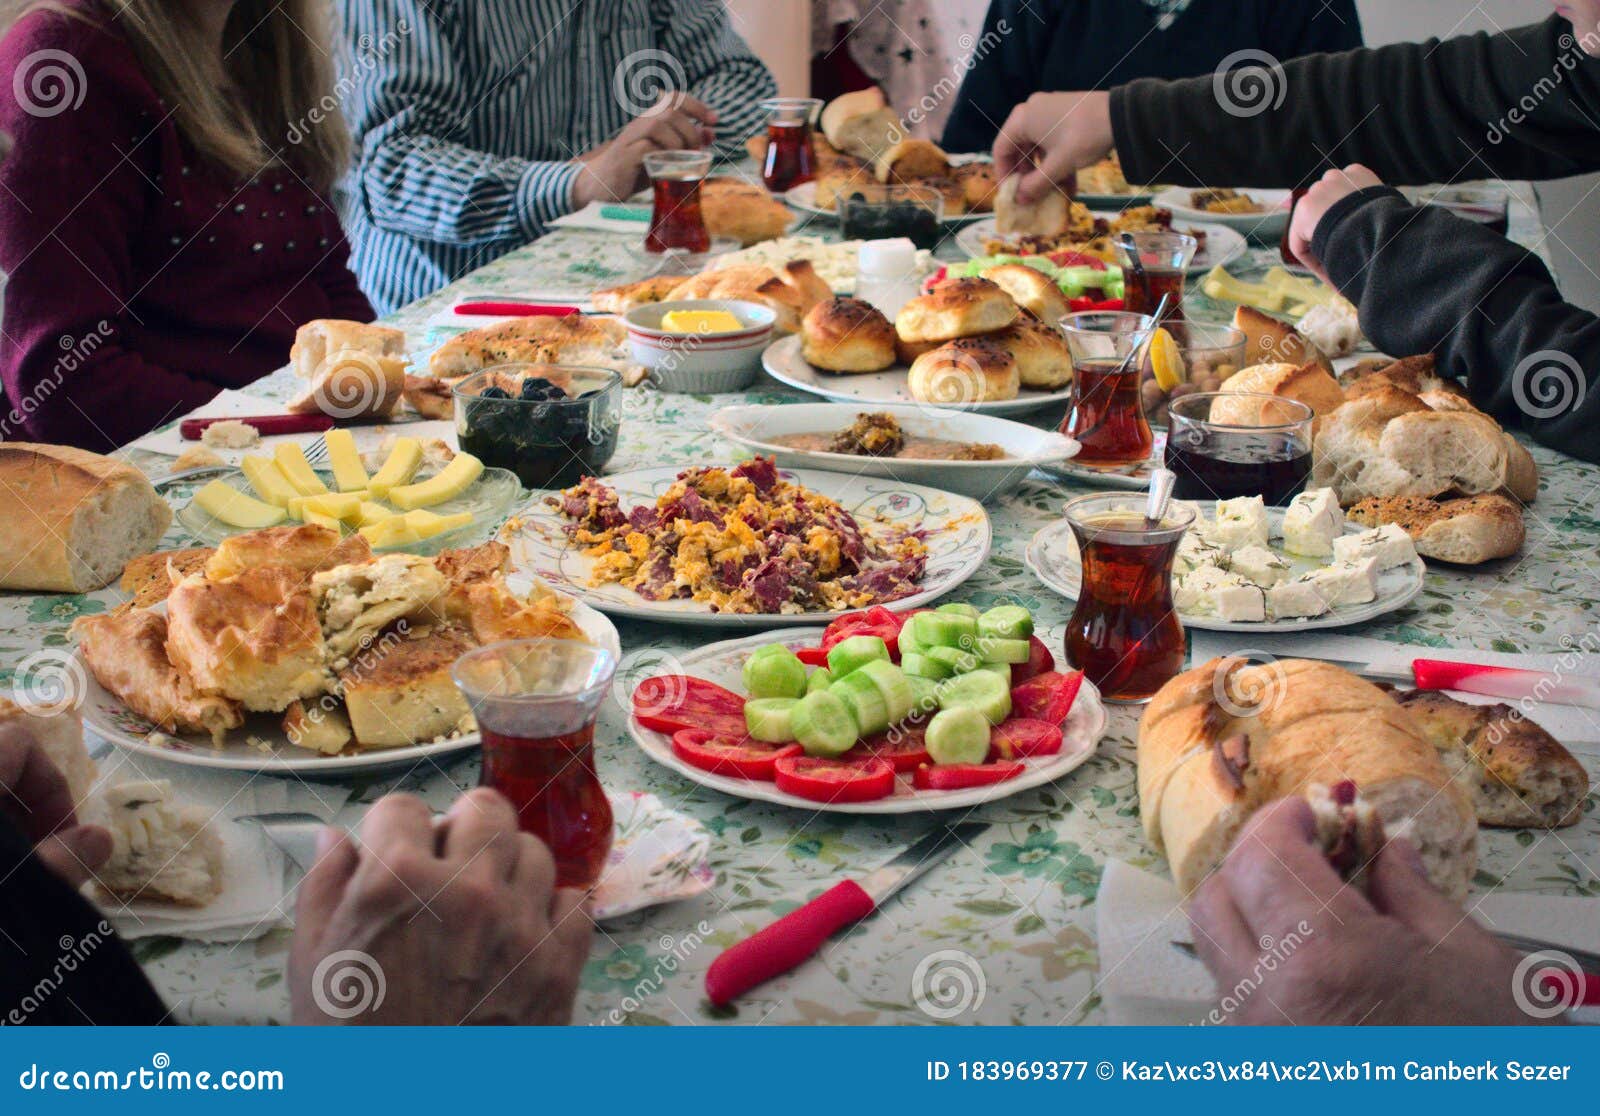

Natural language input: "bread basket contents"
[548,457,927,615]
[287,319,409,419]
[698,176,794,246]
[426,314,639,398]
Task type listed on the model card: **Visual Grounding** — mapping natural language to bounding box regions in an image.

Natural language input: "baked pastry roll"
[801,298,896,373]
[979,263,1070,324]
[894,277,1018,344]
[72,611,243,742]
[985,315,1073,389]
[908,339,1020,404]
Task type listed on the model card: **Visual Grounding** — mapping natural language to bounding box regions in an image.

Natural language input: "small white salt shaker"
[855,238,921,319]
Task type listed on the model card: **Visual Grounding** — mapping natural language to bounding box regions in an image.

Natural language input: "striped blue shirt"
[337,0,776,314]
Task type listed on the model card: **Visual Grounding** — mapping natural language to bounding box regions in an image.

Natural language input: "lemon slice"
[1146,327,1184,392]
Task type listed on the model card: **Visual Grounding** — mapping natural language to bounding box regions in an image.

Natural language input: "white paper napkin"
[547,201,654,236]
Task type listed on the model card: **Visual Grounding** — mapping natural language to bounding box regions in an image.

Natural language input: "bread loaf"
[1137,658,1477,898]
[895,277,1018,343]
[1233,305,1330,371]
[288,319,408,419]
[0,444,172,592]
[873,138,950,183]
[993,175,1072,239]
[1346,493,1524,564]
[1209,360,1344,425]
[819,87,903,163]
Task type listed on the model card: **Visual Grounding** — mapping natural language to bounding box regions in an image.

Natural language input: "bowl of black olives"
[453,364,621,490]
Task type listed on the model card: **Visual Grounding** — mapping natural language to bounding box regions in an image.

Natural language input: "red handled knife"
[705,821,986,1005]
[1320,655,1600,711]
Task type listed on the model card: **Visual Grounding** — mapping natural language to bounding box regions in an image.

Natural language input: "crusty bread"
[340,625,476,749]
[1233,305,1330,372]
[983,314,1073,389]
[1500,436,1539,503]
[953,162,999,212]
[290,319,406,379]
[0,444,172,592]
[1390,689,1588,829]
[908,175,967,217]
[1208,360,1343,425]
[1137,658,1477,899]
[699,177,791,246]
[895,277,1018,343]
[908,339,1020,404]
[93,779,224,907]
[71,610,243,743]
[428,315,632,379]
[0,700,96,811]
[1346,493,1525,564]
[994,174,1071,238]
[402,373,455,420]
[590,274,690,314]
[1339,354,1449,398]
[979,264,1070,324]
[873,138,950,184]
[203,524,371,581]
[119,548,215,609]
[819,87,903,163]
[801,297,897,373]
[288,320,409,419]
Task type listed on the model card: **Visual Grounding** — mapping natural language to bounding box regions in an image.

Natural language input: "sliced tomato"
[860,724,931,772]
[633,675,747,737]
[1047,250,1107,270]
[795,646,830,667]
[819,605,905,657]
[1010,670,1085,726]
[1010,636,1056,685]
[672,729,797,781]
[990,718,1064,760]
[913,761,1025,791]
[774,754,896,803]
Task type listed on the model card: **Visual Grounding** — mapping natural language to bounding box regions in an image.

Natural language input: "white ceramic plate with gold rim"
[954,217,1248,275]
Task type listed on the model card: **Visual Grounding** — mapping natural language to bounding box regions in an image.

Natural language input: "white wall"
[1356,0,1600,312]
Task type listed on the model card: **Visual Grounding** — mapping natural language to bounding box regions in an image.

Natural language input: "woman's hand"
[0,723,110,887]
[1287,163,1385,282]
[992,91,1112,203]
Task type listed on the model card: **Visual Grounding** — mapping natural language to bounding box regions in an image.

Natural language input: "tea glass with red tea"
[1062,493,1195,704]
[643,149,712,255]
[1059,311,1157,468]
[452,639,618,890]
[760,97,822,193]
[1164,392,1314,506]
[1113,232,1196,322]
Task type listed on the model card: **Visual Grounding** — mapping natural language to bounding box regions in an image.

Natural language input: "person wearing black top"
[992,8,1600,464]
[941,0,1363,154]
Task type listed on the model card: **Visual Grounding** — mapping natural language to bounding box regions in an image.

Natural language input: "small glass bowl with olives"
[453,363,621,490]
[1138,323,1246,428]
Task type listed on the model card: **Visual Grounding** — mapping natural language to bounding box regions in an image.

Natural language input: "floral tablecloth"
[8,184,1596,1026]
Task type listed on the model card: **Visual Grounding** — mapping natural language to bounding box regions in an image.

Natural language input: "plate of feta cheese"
[1026,487,1427,632]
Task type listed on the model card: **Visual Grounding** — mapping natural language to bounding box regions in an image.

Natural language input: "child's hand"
[1287,164,1384,283]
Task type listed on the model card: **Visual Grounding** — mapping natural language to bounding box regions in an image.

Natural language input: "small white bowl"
[623,299,776,393]
[1151,186,1291,243]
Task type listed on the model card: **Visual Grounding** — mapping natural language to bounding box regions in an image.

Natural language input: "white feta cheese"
[1173,565,1246,613]
[1227,544,1291,587]
[1210,496,1269,552]
[1308,556,1381,606]
[1282,488,1343,557]
[1267,575,1331,619]
[1332,523,1418,570]
[1175,531,1227,576]
[1215,582,1268,622]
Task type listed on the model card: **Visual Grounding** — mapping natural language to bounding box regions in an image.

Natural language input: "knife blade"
[1308,655,1600,711]
[236,811,331,873]
[705,821,987,1005]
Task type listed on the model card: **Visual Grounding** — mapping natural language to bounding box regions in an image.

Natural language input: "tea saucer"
[1036,432,1165,491]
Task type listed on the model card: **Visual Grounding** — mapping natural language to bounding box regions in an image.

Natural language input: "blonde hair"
[5,0,349,192]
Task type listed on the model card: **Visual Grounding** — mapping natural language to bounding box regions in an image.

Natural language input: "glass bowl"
[453,364,622,491]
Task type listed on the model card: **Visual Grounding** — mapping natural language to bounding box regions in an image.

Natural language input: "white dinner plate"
[1036,432,1167,491]
[78,594,620,775]
[708,402,1078,503]
[627,628,1107,813]
[761,334,1076,417]
[506,464,991,627]
[954,217,1247,276]
[1151,186,1292,242]
[1025,508,1426,633]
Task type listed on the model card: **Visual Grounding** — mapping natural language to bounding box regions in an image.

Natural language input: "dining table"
[9,175,1596,1027]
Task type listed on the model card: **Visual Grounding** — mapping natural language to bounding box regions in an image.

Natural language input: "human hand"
[289,789,593,1025]
[0,723,110,887]
[1187,797,1549,1026]
[570,92,718,208]
[1286,163,1384,283]
[992,91,1111,204]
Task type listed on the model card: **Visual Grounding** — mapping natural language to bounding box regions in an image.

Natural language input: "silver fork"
[301,434,330,468]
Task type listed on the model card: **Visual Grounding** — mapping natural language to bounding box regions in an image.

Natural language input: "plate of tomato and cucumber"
[626,603,1106,813]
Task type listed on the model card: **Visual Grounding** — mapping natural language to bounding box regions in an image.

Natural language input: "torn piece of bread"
[819,86,903,163]
[0,700,96,812]
[1305,780,1386,893]
[92,780,224,907]
[72,611,243,743]
[994,174,1072,239]
[1346,494,1525,564]
[1233,305,1330,372]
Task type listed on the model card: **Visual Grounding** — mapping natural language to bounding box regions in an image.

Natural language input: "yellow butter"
[660,309,742,334]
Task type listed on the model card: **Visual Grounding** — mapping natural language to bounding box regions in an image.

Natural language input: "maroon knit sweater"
[0,6,374,450]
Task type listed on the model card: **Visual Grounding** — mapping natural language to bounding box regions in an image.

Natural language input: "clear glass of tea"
[452,639,618,889]
[643,149,713,255]
[759,97,823,193]
[1060,310,1157,468]
[1112,232,1196,322]
[1164,392,1314,506]
[1062,493,1195,704]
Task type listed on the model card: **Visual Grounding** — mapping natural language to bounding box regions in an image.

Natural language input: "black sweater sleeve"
[941,1,1055,154]
[1110,16,1600,188]
[1312,186,1600,462]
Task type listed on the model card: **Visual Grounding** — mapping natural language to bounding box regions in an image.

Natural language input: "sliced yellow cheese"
[301,509,346,533]
[274,443,329,496]
[296,492,363,521]
[359,517,424,548]
[325,428,369,493]
[193,480,287,529]
[367,437,423,497]
[239,456,299,507]
[354,501,396,527]
[386,453,484,510]
[403,509,474,539]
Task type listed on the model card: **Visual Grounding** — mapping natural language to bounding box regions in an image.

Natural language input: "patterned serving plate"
[781,180,990,227]
[627,628,1107,814]
[953,218,1247,275]
[592,791,714,921]
[506,465,992,627]
[1026,507,1427,633]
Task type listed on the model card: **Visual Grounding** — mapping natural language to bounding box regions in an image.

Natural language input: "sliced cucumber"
[858,659,913,725]
[826,635,889,678]
[978,605,1034,640]
[901,652,953,680]
[971,661,1013,681]
[927,645,981,675]
[805,668,834,695]
[936,602,980,620]
[743,647,808,699]
[790,690,858,757]
[925,707,992,765]
[830,672,890,735]
[744,697,800,742]
[906,675,941,717]
[897,615,929,656]
[917,611,978,650]
[977,636,1031,665]
[936,669,1013,725]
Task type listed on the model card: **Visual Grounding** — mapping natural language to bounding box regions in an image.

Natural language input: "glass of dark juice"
[643,149,712,255]
[1059,310,1157,468]
[1112,232,1196,323]
[1062,493,1194,704]
[453,639,619,890]
[1164,392,1313,506]
[759,97,822,193]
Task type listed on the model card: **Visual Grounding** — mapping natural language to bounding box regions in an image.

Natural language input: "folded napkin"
[547,201,654,235]
[128,390,284,460]
[1096,860,1600,1025]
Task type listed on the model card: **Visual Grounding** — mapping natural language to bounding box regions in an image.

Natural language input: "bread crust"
[895,277,1018,343]
[428,315,630,378]
[699,177,791,246]
[873,138,950,183]
[908,338,1020,403]
[72,610,243,741]
[1346,493,1524,564]
[994,175,1071,238]
[983,315,1073,389]
[979,263,1070,323]
[119,548,216,609]
[801,297,897,372]
[1233,305,1330,371]
[1210,360,1344,424]
[953,162,999,212]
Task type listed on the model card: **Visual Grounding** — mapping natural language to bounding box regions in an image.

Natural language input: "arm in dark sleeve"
[941,1,1056,154]
[312,226,377,323]
[1313,187,1600,462]
[1263,0,1363,57]
[1110,15,1600,188]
